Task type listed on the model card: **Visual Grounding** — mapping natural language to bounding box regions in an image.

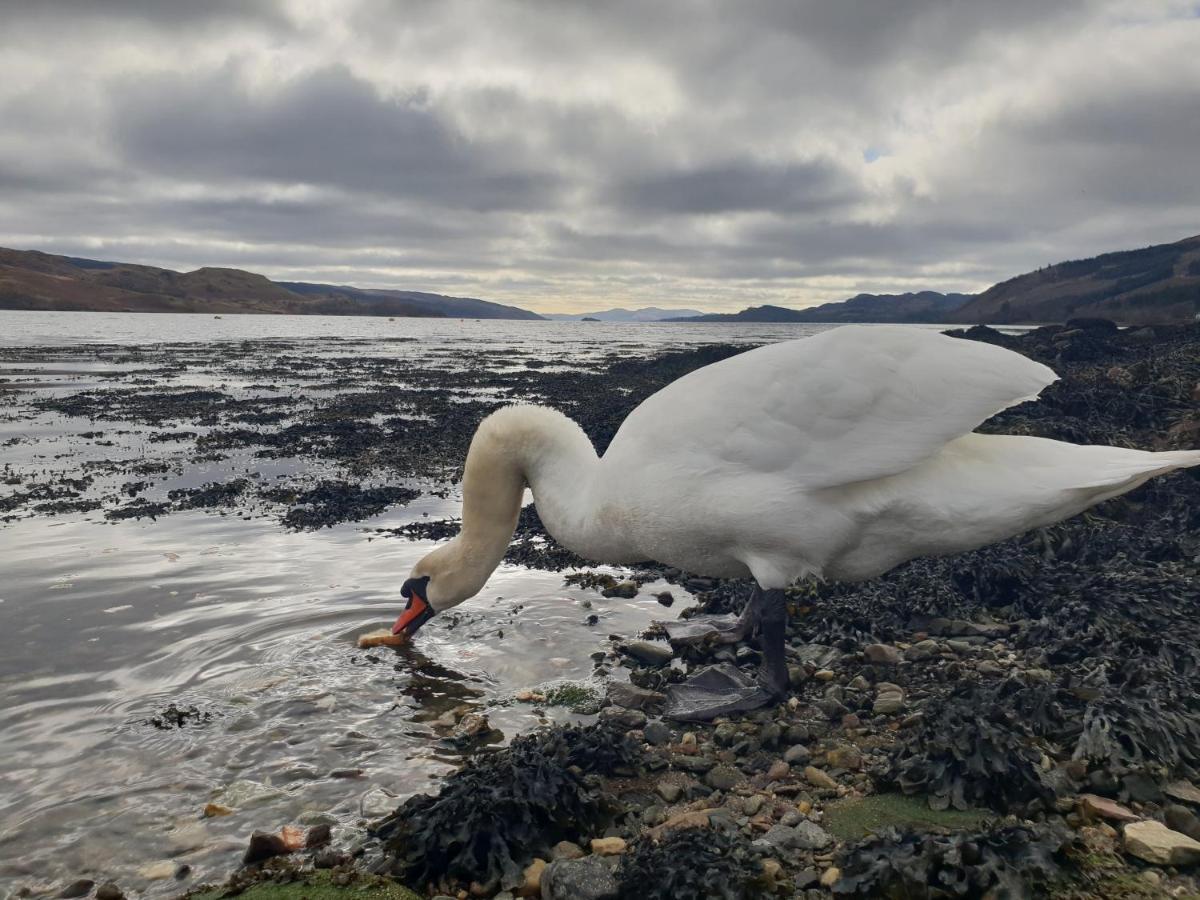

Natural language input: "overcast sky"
[1,1,1198,313]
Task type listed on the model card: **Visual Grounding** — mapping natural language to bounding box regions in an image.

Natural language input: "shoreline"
[1,321,1198,899]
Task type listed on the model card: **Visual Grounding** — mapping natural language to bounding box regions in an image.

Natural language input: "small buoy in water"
[357,628,408,648]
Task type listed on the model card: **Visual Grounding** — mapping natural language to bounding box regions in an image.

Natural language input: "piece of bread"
[357,628,409,648]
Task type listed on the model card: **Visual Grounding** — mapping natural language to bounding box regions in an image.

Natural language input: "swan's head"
[390,542,485,641]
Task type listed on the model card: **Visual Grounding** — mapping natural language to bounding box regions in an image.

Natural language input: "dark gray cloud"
[615,159,857,215]
[112,66,561,212]
[0,0,1197,311]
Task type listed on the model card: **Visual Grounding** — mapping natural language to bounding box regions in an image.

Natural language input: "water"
[0,310,1000,896]
[0,310,872,897]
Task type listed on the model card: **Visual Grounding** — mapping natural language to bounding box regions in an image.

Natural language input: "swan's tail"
[1069,447,1200,491]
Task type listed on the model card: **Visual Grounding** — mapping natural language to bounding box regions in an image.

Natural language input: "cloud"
[0,0,1197,312]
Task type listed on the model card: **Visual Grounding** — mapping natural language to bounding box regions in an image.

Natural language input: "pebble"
[907,639,941,660]
[95,884,122,900]
[590,836,626,856]
[784,744,811,765]
[552,840,584,860]
[202,803,234,818]
[602,580,639,599]
[803,766,838,790]
[1079,794,1138,823]
[743,794,766,816]
[825,746,862,771]
[599,706,647,730]
[760,858,782,887]
[793,821,833,850]
[766,760,790,781]
[814,669,835,681]
[672,754,715,773]
[516,858,546,897]
[58,881,94,898]
[873,693,905,715]
[242,831,290,865]
[1123,820,1200,866]
[619,640,673,667]
[706,765,743,791]
[643,721,671,745]
[1166,805,1200,843]
[542,855,618,900]
[864,644,903,664]
[606,681,664,711]
[848,675,871,691]
[655,780,684,803]
[820,866,841,888]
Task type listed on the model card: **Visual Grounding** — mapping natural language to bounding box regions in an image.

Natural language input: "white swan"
[390,326,1199,706]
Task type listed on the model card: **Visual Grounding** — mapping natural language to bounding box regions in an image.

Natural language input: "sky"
[0,1,1198,314]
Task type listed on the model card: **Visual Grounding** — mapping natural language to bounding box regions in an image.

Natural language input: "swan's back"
[594,325,1199,587]
[604,325,1056,489]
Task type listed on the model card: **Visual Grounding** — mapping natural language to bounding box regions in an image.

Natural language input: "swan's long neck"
[444,405,607,601]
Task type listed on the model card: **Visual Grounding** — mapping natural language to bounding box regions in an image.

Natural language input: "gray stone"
[1124,773,1164,804]
[58,881,94,899]
[864,644,903,665]
[1167,781,1200,805]
[606,681,665,712]
[95,885,122,900]
[552,840,585,860]
[599,706,647,730]
[619,640,674,667]
[643,721,671,746]
[804,766,838,790]
[784,744,811,765]
[758,723,782,747]
[542,855,619,900]
[672,755,715,773]
[793,820,833,850]
[242,831,289,865]
[907,639,941,660]
[706,764,743,791]
[1123,820,1200,866]
[655,780,684,803]
[1166,805,1200,843]
[873,693,905,715]
[784,724,810,743]
[602,580,639,599]
[761,824,799,849]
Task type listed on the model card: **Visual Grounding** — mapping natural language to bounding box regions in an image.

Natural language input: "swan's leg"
[715,582,762,644]
[660,584,786,721]
[756,588,790,701]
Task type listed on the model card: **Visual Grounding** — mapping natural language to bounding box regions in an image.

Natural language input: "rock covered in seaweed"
[371,722,641,891]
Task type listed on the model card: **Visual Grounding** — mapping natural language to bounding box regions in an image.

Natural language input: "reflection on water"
[0,508,684,894]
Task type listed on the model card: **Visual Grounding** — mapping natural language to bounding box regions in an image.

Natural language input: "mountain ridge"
[950,234,1200,325]
[678,292,972,323]
[0,248,543,320]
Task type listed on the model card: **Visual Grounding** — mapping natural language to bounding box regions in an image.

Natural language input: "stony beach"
[2,320,1199,900]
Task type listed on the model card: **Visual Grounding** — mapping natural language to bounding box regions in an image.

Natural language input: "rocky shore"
[5,321,1200,899]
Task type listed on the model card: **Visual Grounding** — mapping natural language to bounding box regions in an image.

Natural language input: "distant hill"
[951,234,1200,325]
[679,292,972,323]
[0,248,543,320]
[543,306,705,321]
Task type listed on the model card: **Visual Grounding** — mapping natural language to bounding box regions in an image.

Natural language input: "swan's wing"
[606,325,1057,490]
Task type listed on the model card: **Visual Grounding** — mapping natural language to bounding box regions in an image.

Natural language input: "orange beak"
[392,593,432,637]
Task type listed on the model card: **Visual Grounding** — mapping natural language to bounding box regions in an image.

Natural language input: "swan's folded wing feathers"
[612,325,1057,490]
